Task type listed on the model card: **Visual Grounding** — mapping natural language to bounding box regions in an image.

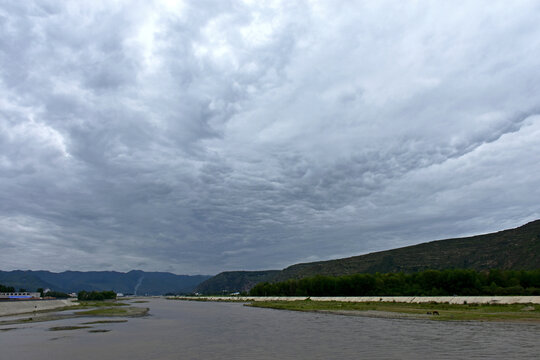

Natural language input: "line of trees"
[0,284,16,292]
[249,269,540,297]
[77,290,117,301]
[1,284,70,298]
[40,289,70,298]
[1,284,117,300]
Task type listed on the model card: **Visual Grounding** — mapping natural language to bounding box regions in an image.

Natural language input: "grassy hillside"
[197,220,540,294]
[275,220,540,281]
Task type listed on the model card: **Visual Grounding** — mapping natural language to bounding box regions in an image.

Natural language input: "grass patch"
[81,319,128,324]
[0,327,18,332]
[248,301,540,322]
[77,306,148,317]
[67,300,138,317]
[0,301,147,326]
[131,300,149,303]
[49,326,92,331]
[77,308,128,316]
[71,301,128,309]
[168,297,247,302]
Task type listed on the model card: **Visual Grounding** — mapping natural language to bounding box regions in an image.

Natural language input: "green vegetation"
[74,301,128,308]
[0,300,147,327]
[168,296,248,302]
[275,220,540,281]
[77,308,129,316]
[43,290,70,298]
[250,269,540,296]
[82,320,128,324]
[0,284,69,298]
[0,327,18,332]
[67,300,148,316]
[49,326,91,331]
[72,301,148,317]
[0,283,15,292]
[78,290,117,301]
[249,300,540,322]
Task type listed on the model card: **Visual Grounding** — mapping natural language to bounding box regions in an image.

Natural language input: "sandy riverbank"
[246,299,540,322]
[0,299,78,316]
[173,295,540,304]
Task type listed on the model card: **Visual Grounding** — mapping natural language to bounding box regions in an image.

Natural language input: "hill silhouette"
[0,270,211,295]
[197,220,540,294]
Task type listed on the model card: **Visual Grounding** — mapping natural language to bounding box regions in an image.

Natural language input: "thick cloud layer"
[1,1,540,274]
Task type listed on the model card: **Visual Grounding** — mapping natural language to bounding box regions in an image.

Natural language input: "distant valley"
[0,270,211,295]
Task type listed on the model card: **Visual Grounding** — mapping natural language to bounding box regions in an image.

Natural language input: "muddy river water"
[1,298,539,359]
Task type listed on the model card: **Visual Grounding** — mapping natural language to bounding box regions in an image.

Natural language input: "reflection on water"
[1,298,539,360]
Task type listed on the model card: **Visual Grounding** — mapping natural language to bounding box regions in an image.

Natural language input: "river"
[1,298,539,359]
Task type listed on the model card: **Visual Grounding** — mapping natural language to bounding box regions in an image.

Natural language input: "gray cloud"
[1,1,540,274]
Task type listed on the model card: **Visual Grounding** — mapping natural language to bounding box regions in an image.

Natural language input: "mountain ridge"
[196,219,540,294]
[0,270,211,295]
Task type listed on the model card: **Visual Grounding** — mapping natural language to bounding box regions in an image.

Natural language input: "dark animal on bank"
[432,311,439,315]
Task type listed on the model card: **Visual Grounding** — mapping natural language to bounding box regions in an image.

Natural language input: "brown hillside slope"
[275,220,540,281]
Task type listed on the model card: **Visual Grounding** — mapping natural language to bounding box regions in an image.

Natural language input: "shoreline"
[0,299,79,317]
[291,309,540,323]
[0,300,149,326]
[171,295,540,305]
[169,297,540,322]
[245,300,540,323]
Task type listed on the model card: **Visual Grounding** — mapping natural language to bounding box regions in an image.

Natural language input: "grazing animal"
[426,312,432,315]
[433,311,439,315]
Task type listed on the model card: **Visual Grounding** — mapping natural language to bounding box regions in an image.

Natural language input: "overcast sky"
[1,0,540,275]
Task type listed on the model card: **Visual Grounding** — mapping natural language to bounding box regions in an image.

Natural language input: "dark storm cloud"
[1,1,540,274]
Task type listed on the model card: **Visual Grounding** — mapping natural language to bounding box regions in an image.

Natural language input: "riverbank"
[0,299,78,316]
[247,300,540,322]
[169,296,540,322]
[171,295,540,304]
[0,300,149,326]
[3,298,539,359]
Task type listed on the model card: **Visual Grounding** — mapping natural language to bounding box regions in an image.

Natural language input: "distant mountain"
[0,271,57,292]
[197,219,540,294]
[0,270,211,295]
[195,270,280,294]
